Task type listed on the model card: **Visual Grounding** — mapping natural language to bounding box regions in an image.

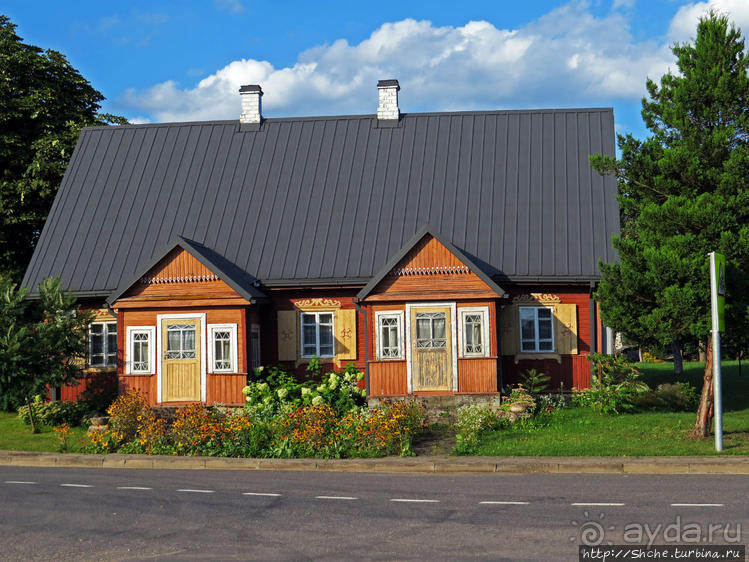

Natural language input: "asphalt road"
[0,467,746,561]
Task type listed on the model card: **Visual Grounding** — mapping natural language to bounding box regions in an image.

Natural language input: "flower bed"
[87,363,425,458]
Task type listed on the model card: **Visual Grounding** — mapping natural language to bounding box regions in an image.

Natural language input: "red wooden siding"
[501,355,592,391]
[369,361,408,396]
[458,358,498,393]
[59,371,117,402]
[206,374,246,404]
[119,375,157,404]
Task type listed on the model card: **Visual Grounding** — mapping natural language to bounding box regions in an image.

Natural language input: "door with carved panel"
[410,306,453,391]
[162,319,201,401]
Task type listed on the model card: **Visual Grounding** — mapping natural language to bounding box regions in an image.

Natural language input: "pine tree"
[591,12,749,438]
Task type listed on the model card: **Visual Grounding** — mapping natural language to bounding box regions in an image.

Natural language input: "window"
[250,325,261,369]
[89,322,117,367]
[301,312,334,357]
[166,324,196,359]
[459,307,489,357]
[376,311,404,360]
[126,326,155,374]
[519,307,554,352]
[208,324,238,373]
[415,312,447,348]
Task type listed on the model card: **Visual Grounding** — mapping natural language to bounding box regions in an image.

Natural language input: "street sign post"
[709,252,725,452]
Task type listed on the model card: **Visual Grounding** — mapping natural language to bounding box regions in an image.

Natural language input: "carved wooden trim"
[293,298,342,309]
[511,293,561,305]
[389,265,471,276]
[140,274,220,284]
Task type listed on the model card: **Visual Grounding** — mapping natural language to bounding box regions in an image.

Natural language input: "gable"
[116,247,246,305]
[363,234,500,301]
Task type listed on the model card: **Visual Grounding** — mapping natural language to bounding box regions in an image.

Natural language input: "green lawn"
[0,412,89,453]
[475,360,749,456]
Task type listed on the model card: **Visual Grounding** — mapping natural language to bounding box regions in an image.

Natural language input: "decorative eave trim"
[139,274,220,284]
[357,224,506,301]
[389,265,471,277]
[106,236,268,306]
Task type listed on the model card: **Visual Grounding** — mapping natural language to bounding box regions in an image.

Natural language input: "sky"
[5,0,749,141]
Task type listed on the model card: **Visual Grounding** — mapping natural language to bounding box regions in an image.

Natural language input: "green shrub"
[573,353,649,414]
[17,400,90,427]
[106,389,151,443]
[499,385,536,413]
[633,382,699,412]
[242,361,366,419]
[452,405,506,455]
[79,373,118,415]
[520,368,551,394]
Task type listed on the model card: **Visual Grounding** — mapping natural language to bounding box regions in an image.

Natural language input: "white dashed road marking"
[315,496,358,500]
[390,498,440,503]
[243,492,282,497]
[117,486,152,490]
[671,503,724,507]
[480,501,530,505]
[60,484,93,488]
[571,502,625,506]
[177,489,214,493]
[4,481,37,485]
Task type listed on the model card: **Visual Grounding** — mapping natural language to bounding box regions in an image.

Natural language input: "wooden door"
[162,319,201,401]
[410,307,453,391]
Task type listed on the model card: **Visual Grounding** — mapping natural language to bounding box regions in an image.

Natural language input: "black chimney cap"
[239,84,263,93]
[377,79,400,89]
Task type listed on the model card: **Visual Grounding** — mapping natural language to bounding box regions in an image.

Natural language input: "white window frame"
[519,306,555,353]
[458,306,490,358]
[375,310,405,360]
[89,321,117,367]
[300,312,335,358]
[207,323,239,373]
[126,326,156,375]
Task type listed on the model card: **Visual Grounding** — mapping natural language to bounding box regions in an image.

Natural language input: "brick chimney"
[377,79,400,121]
[239,84,262,124]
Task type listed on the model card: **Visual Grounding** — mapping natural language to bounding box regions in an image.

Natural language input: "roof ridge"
[81,107,615,131]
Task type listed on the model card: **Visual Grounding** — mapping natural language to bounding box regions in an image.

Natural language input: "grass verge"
[0,412,89,453]
[474,360,748,456]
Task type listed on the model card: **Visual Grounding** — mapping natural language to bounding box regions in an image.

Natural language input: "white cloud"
[121,2,680,123]
[613,0,636,9]
[214,0,244,14]
[669,0,749,42]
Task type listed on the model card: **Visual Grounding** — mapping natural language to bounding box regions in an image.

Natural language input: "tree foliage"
[590,13,749,438]
[0,15,126,281]
[0,276,93,431]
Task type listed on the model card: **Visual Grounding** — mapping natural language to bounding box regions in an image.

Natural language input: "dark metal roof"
[357,225,506,300]
[105,236,268,305]
[22,108,619,296]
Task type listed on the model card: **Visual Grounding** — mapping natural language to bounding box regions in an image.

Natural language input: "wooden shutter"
[277,310,298,361]
[554,304,578,355]
[499,304,519,356]
[335,308,357,360]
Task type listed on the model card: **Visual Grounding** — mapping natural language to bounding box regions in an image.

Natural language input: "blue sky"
[5,0,749,140]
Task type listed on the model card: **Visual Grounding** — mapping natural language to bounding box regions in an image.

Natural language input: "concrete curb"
[1,450,747,474]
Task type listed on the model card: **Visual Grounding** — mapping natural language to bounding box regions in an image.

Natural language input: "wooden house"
[22,80,619,406]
